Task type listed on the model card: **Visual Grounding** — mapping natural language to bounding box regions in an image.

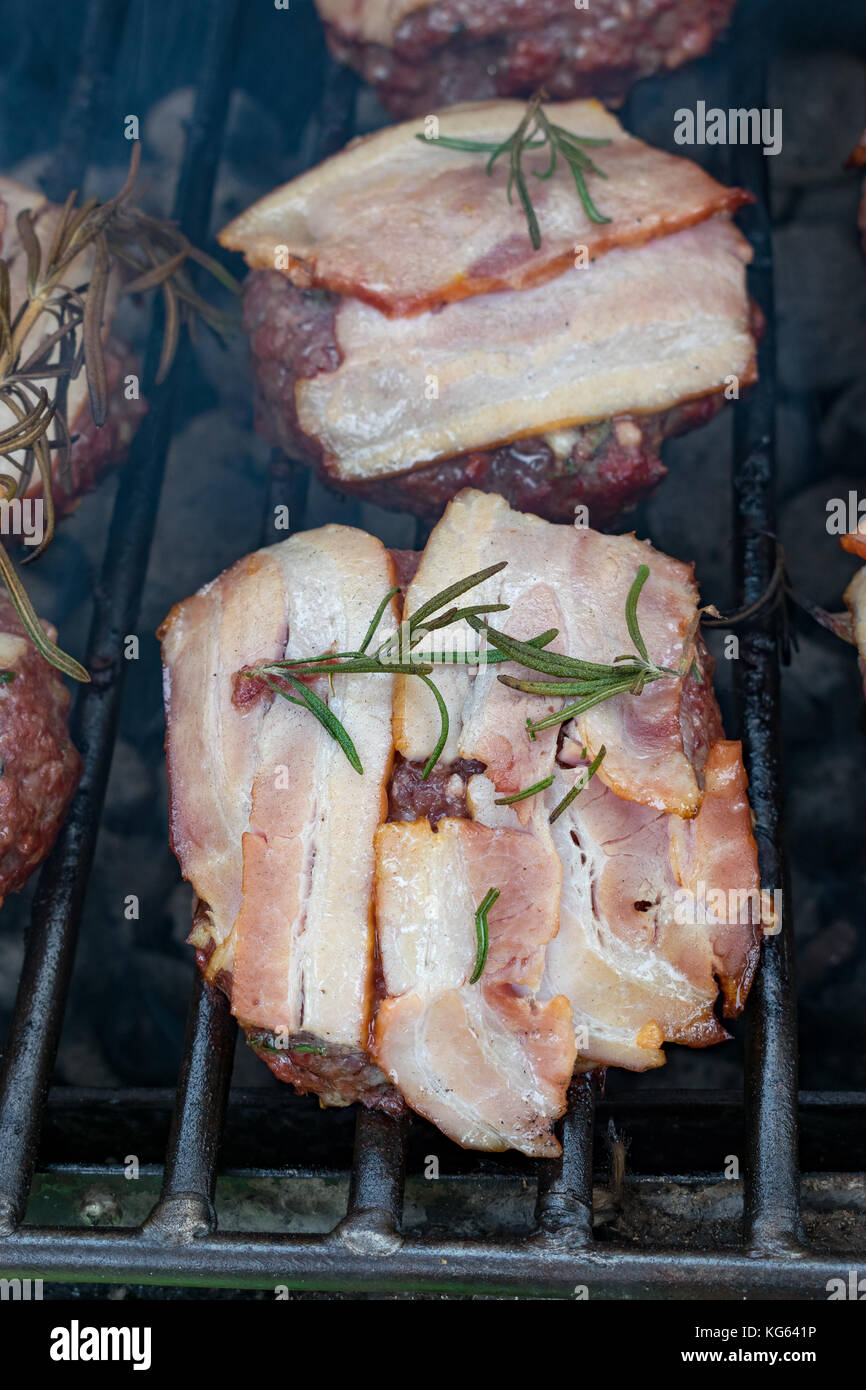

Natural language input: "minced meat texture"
[0,595,82,904]
[320,0,738,118]
[242,271,727,527]
[388,754,486,827]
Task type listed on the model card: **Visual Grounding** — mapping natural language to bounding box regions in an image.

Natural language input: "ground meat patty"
[318,0,739,118]
[246,1029,404,1112]
[388,755,486,826]
[243,269,726,527]
[0,595,82,905]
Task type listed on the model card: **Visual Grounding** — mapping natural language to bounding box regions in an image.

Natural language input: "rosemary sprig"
[0,142,240,680]
[494,775,555,806]
[243,562,684,792]
[468,565,681,739]
[0,542,89,681]
[246,1031,326,1058]
[261,672,363,774]
[244,563,511,781]
[417,92,610,250]
[470,887,500,985]
[549,746,606,824]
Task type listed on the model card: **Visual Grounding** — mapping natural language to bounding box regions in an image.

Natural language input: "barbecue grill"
[0,0,864,1299]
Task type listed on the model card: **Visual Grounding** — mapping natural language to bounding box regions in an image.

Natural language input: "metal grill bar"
[0,1227,853,1299]
[343,1110,409,1247]
[147,50,364,1251]
[40,0,132,203]
[534,1076,596,1241]
[143,979,236,1240]
[729,0,802,1253]
[0,0,240,1236]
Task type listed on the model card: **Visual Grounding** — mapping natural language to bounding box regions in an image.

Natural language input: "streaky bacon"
[541,739,761,1070]
[219,99,750,318]
[161,526,399,1108]
[396,489,705,817]
[159,549,288,977]
[373,817,575,1155]
[293,219,755,483]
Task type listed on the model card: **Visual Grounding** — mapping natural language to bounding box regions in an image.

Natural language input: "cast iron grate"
[0,0,862,1297]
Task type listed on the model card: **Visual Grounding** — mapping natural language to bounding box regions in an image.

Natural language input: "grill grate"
[0,0,863,1297]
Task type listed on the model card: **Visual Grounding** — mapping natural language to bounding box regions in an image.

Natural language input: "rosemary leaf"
[482,627,559,665]
[418,95,610,248]
[549,746,606,824]
[20,432,56,563]
[494,775,555,806]
[156,279,181,385]
[417,601,509,635]
[16,210,42,296]
[625,564,651,663]
[526,678,641,736]
[466,614,611,679]
[470,887,500,984]
[0,258,10,329]
[359,585,401,653]
[0,541,89,681]
[82,233,110,427]
[498,673,632,697]
[185,244,242,295]
[407,560,507,631]
[263,673,363,775]
[123,246,190,295]
[416,672,450,781]
[265,658,434,677]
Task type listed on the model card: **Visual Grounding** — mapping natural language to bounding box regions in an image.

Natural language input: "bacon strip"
[159,550,288,977]
[373,817,574,1155]
[396,489,704,817]
[231,528,397,1052]
[293,219,753,483]
[540,740,761,1070]
[161,526,399,1104]
[315,0,428,47]
[220,100,750,318]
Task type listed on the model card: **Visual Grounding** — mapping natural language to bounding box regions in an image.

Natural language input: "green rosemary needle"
[470,887,500,984]
[0,142,240,680]
[494,775,555,806]
[246,562,514,781]
[468,564,681,738]
[548,746,606,824]
[417,92,610,250]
